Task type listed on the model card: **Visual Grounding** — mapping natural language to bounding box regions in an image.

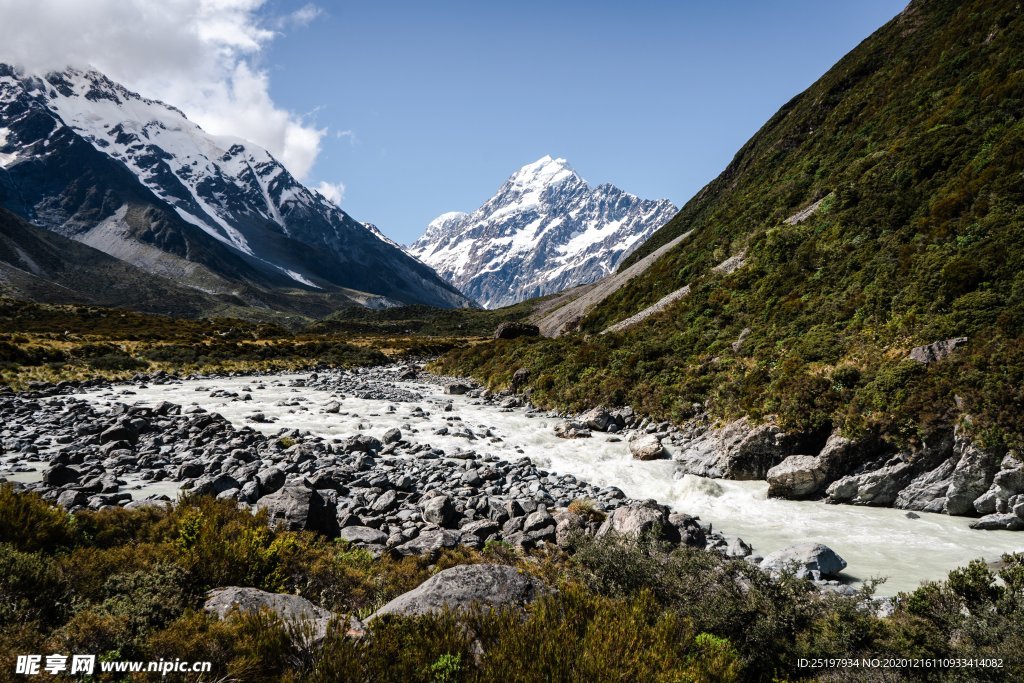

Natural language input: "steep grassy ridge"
[437,0,1024,449]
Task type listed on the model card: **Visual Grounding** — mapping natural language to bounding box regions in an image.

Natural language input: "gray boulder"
[338,526,388,546]
[420,494,457,527]
[895,458,956,512]
[759,543,847,580]
[368,564,547,621]
[945,434,1003,515]
[392,529,462,559]
[257,485,338,536]
[43,464,80,486]
[673,417,813,480]
[766,455,827,499]
[554,421,591,439]
[56,489,88,509]
[580,407,614,432]
[629,434,666,461]
[970,513,1024,531]
[100,423,138,445]
[204,587,350,644]
[444,383,472,395]
[826,461,915,506]
[256,467,286,495]
[596,501,680,544]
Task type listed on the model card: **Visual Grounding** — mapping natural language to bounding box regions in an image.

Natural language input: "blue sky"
[263,0,906,243]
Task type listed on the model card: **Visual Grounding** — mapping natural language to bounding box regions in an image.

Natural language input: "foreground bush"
[0,486,1022,681]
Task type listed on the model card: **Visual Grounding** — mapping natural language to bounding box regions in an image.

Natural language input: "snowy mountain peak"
[508,155,577,189]
[410,158,678,309]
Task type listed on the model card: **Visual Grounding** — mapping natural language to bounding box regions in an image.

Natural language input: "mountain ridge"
[0,64,472,314]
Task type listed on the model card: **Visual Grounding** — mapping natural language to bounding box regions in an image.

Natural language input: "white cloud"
[314,181,346,206]
[273,3,322,29]
[0,0,327,179]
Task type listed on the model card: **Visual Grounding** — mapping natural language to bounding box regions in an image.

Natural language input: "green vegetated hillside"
[438,0,1024,449]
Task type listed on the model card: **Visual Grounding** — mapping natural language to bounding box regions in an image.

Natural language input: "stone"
[393,529,461,559]
[204,587,349,645]
[100,423,138,445]
[510,368,530,391]
[553,421,591,439]
[371,489,399,513]
[338,526,388,546]
[493,322,540,340]
[994,467,1024,494]
[596,501,680,543]
[628,434,666,461]
[945,434,1003,515]
[579,407,614,432]
[368,564,548,621]
[421,494,456,527]
[460,518,500,540]
[256,467,286,495]
[257,485,338,536]
[759,543,847,579]
[908,337,968,364]
[382,428,402,444]
[766,455,827,499]
[894,458,956,512]
[43,463,80,486]
[970,513,1024,531]
[522,508,554,533]
[56,489,87,509]
[673,417,824,480]
[668,512,706,548]
[444,383,472,395]
[825,462,915,506]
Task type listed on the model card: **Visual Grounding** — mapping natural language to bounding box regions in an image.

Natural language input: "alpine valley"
[3,0,1024,680]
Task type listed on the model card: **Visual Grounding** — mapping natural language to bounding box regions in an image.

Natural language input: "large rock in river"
[673,417,827,480]
[766,455,827,499]
[367,564,548,621]
[629,434,666,461]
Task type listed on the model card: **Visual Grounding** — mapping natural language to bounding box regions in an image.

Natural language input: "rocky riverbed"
[2,364,1022,595]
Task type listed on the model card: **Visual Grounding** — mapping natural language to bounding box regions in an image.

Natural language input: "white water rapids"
[69,373,1024,596]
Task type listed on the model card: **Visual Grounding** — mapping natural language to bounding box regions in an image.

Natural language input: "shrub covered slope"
[438,0,1024,449]
[2,486,1023,681]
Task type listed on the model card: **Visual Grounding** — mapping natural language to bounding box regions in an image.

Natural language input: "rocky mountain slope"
[410,156,676,308]
[438,0,1024,527]
[0,65,471,314]
[0,207,243,317]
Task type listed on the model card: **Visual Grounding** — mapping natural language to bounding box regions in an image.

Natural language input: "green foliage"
[0,484,79,552]
[0,489,1023,680]
[429,652,462,683]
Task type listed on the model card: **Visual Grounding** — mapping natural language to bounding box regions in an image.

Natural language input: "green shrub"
[0,484,79,552]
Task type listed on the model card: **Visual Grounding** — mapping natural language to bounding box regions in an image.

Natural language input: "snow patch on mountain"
[410,156,677,308]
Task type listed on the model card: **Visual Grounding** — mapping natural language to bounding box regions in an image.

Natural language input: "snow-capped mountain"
[410,156,677,308]
[0,64,471,312]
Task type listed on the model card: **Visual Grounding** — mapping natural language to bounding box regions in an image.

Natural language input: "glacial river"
[72,373,1024,596]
